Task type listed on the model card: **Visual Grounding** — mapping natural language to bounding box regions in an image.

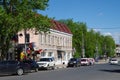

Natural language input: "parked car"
[109,58,118,65]
[37,57,56,70]
[0,60,30,76]
[80,58,90,66]
[67,58,81,67]
[23,59,39,72]
[88,58,95,65]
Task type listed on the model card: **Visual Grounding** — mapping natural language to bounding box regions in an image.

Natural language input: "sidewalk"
[56,59,109,68]
[95,59,108,64]
[56,64,67,69]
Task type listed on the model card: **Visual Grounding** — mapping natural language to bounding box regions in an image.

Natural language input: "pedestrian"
[20,51,25,61]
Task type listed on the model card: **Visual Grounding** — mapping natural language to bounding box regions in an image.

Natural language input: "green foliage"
[0,0,51,60]
[59,19,116,58]
[73,52,80,58]
[103,35,116,57]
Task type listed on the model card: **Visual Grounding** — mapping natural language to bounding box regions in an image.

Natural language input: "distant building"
[116,44,120,56]
[18,20,73,65]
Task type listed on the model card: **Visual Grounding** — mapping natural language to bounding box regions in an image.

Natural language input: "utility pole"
[82,32,85,58]
[24,29,27,54]
[95,43,98,61]
[95,34,99,62]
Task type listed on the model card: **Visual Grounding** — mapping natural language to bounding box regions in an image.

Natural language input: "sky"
[38,0,120,44]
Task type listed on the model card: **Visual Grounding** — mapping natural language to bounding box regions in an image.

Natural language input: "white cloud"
[102,32,120,44]
[112,32,120,44]
[93,29,101,32]
[103,32,112,36]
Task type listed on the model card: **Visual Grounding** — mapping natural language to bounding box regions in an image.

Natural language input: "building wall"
[116,45,120,57]
[18,29,73,65]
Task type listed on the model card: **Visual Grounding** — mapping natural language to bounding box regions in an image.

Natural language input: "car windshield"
[70,58,77,61]
[39,58,51,62]
[111,59,117,61]
[81,59,87,61]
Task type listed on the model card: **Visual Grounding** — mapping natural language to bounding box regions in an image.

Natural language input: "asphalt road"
[1,63,120,80]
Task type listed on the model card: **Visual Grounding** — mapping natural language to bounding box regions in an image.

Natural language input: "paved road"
[1,63,120,80]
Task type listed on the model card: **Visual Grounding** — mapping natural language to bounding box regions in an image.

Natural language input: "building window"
[67,53,70,60]
[44,34,47,44]
[26,34,30,43]
[48,52,53,57]
[52,36,54,45]
[63,52,66,60]
[55,36,57,46]
[48,35,50,45]
[57,37,59,46]
[64,38,66,46]
[41,52,46,57]
[57,51,62,60]
[41,34,44,44]
[50,36,53,45]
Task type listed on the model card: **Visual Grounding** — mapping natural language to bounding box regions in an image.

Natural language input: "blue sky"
[38,0,120,44]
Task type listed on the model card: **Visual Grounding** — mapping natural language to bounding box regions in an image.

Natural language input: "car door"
[49,58,54,67]
[7,61,17,74]
[0,61,8,74]
[23,60,33,69]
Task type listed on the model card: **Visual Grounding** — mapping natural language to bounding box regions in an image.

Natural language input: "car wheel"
[46,66,50,70]
[17,68,24,76]
[46,65,50,70]
[52,65,56,70]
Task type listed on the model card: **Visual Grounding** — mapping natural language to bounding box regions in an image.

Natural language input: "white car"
[80,58,90,66]
[37,57,56,70]
[109,58,118,65]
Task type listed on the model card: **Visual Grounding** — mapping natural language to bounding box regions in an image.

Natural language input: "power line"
[88,27,120,29]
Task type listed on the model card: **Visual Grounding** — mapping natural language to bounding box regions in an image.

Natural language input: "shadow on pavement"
[99,69,120,73]
[0,74,17,77]
[0,73,28,77]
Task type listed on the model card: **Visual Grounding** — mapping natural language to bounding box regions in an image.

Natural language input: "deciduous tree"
[0,0,51,60]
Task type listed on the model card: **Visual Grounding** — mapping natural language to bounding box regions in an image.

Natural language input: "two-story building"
[17,20,73,66]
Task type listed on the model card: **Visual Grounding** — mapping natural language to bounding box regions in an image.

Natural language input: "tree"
[0,0,51,60]
[58,19,116,58]
[59,19,87,58]
[103,35,115,57]
[85,30,96,57]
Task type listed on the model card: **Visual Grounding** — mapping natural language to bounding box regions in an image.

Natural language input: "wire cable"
[88,27,120,29]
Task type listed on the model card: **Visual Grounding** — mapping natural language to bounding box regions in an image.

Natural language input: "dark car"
[0,60,30,76]
[23,60,39,72]
[67,58,81,67]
